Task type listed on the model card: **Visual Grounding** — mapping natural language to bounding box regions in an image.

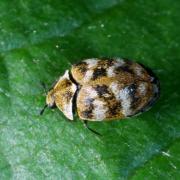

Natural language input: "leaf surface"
[0,0,180,179]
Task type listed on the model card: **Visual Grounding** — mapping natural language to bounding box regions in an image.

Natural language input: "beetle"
[40,58,160,134]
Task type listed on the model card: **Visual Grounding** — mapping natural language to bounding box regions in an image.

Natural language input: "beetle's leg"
[83,120,102,136]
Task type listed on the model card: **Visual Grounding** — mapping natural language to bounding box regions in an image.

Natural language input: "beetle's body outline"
[41,58,160,122]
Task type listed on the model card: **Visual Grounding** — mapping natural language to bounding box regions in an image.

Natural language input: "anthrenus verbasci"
[41,58,159,122]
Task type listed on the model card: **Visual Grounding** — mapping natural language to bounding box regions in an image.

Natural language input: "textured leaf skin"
[0,0,180,179]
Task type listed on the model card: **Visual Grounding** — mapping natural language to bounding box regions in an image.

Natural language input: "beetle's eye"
[49,101,56,109]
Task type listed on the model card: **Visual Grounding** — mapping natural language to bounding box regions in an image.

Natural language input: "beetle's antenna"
[40,104,48,115]
[40,81,48,115]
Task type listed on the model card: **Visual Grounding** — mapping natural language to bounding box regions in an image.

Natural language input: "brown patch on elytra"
[70,58,159,120]
[97,59,114,68]
[93,84,124,119]
[130,63,152,81]
[89,59,115,81]
[115,65,134,75]
[80,98,94,119]
[75,62,88,74]
[94,85,109,97]
[130,81,153,115]
[71,62,88,84]
[92,68,107,80]
[107,101,122,118]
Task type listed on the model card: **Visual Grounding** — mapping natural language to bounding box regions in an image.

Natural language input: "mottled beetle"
[40,58,159,134]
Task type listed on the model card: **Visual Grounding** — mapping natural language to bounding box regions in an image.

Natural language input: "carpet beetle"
[40,58,160,121]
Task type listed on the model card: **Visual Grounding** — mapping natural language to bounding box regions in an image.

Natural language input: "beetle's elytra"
[41,58,160,121]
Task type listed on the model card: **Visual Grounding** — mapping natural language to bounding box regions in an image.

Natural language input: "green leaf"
[0,0,180,179]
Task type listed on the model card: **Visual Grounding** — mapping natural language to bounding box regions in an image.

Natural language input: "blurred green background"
[0,0,180,179]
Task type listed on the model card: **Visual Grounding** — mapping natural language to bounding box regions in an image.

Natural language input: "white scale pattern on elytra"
[115,58,125,66]
[85,86,98,98]
[83,59,99,82]
[110,82,132,116]
[81,86,108,120]
[119,87,132,116]
[134,66,143,76]
[82,86,98,106]
[109,82,120,99]
[83,70,93,83]
[107,59,125,77]
[92,99,108,120]
[107,66,115,77]
[84,59,98,68]
[138,82,147,95]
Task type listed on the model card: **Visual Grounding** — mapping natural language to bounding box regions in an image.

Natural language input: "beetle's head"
[46,89,56,108]
[40,89,56,115]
